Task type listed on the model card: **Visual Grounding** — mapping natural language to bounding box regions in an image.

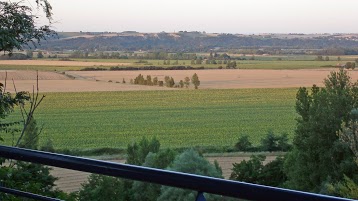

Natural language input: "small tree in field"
[184,77,190,88]
[179,80,184,88]
[191,73,200,89]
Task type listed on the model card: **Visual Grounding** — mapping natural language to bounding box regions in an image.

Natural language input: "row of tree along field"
[130,73,200,89]
[5,50,358,63]
[38,31,358,53]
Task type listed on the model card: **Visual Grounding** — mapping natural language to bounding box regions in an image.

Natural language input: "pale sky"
[36,0,358,33]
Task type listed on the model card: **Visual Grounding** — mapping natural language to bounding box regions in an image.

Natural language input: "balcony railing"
[0,145,355,201]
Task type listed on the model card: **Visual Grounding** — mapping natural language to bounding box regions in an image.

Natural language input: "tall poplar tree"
[284,70,358,192]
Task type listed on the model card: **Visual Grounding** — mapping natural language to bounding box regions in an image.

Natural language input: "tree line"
[38,32,358,53]
[131,73,200,89]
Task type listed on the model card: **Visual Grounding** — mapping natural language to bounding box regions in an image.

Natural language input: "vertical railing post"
[196,191,206,201]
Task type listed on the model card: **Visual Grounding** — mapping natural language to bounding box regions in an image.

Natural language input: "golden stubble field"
[1,68,357,92]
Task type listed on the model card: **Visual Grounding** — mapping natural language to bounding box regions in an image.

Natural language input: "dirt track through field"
[2,68,358,92]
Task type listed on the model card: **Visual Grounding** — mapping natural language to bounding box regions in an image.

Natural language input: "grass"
[3,88,298,151]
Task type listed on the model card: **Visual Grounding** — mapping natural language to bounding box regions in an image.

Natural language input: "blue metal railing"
[0,145,355,201]
[0,186,62,201]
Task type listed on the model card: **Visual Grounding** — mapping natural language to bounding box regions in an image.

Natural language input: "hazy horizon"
[35,0,358,34]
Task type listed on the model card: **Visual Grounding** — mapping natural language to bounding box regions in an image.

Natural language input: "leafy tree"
[0,162,70,200]
[261,130,278,152]
[146,75,152,86]
[179,80,184,88]
[235,135,252,152]
[338,109,358,162]
[284,70,358,192]
[325,56,330,61]
[164,76,175,88]
[226,61,237,69]
[77,174,126,201]
[277,133,291,151]
[261,156,287,187]
[338,56,341,61]
[37,51,44,58]
[184,77,190,88]
[0,1,55,54]
[132,149,177,201]
[315,55,324,61]
[164,76,170,87]
[134,74,145,85]
[230,155,287,187]
[153,77,158,85]
[158,149,223,201]
[346,62,353,69]
[191,73,200,89]
[169,77,175,87]
[78,137,161,200]
[230,155,265,184]
[126,137,160,166]
[0,1,67,199]
[322,175,358,199]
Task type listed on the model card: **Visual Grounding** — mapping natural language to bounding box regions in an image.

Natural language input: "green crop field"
[2,88,299,150]
[1,54,356,71]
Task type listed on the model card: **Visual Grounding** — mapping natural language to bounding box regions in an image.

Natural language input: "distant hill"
[40,32,358,52]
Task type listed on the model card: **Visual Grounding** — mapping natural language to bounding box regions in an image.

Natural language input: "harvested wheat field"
[2,68,358,92]
[0,60,130,67]
[0,71,176,92]
[70,68,358,90]
[0,70,70,80]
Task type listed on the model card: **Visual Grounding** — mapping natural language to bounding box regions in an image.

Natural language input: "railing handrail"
[0,145,354,201]
[0,186,63,201]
